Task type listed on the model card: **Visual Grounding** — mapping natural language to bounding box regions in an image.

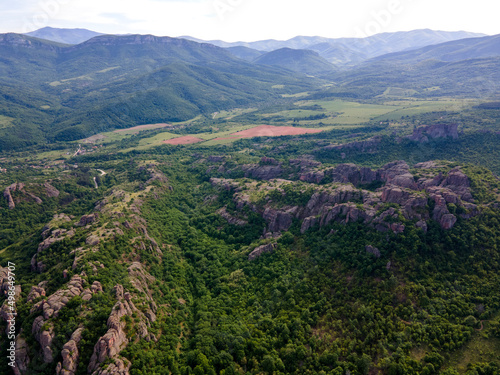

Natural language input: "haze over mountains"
[182,29,485,65]
[25,26,104,45]
[25,27,484,66]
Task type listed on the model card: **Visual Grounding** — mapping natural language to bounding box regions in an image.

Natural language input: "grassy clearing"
[444,312,500,374]
[0,115,14,129]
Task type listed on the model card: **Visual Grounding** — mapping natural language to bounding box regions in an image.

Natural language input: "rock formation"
[56,328,84,375]
[212,160,480,233]
[407,124,459,142]
[13,335,30,375]
[76,213,98,227]
[31,274,85,319]
[248,243,277,261]
[3,182,44,209]
[32,316,55,363]
[88,284,155,374]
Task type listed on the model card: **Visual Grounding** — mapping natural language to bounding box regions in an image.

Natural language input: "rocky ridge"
[3,182,59,209]
[211,160,485,236]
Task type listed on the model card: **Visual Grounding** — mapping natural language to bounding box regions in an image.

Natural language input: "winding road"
[93,169,107,189]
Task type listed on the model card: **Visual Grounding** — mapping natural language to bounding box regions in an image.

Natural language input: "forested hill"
[0,139,499,374]
[0,33,316,150]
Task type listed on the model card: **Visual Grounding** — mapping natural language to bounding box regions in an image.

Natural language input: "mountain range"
[0,27,499,150]
[24,28,484,66]
[181,29,485,65]
[0,33,315,150]
[25,26,104,45]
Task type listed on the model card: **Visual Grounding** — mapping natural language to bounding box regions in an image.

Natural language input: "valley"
[0,27,500,375]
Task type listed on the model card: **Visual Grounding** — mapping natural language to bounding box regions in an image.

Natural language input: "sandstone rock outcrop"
[3,182,44,209]
[44,182,60,197]
[217,207,248,226]
[248,243,277,261]
[31,274,85,319]
[88,284,155,375]
[27,284,46,302]
[212,161,481,233]
[13,335,30,375]
[76,213,98,227]
[243,164,283,180]
[32,316,54,363]
[56,328,84,375]
[407,124,459,143]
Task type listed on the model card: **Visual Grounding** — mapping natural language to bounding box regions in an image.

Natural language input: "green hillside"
[0,34,317,150]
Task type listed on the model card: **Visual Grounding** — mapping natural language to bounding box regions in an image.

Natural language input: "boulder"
[76,213,98,227]
[44,183,60,198]
[365,245,381,258]
[248,243,277,261]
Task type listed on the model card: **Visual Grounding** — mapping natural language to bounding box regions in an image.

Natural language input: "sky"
[1,0,500,42]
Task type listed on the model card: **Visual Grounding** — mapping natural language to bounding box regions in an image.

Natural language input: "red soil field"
[114,123,171,133]
[163,136,205,145]
[215,125,323,140]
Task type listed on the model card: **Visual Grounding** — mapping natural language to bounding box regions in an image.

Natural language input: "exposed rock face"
[301,216,317,234]
[76,213,98,227]
[32,316,54,363]
[86,235,100,246]
[328,163,378,186]
[31,275,85,319]
[248,243,277,261]
[27,285,46,302]
[88,284,154,375]
[38,228,75,252]
[56,328,84,375]
[3,183,22,209]
[408,124,459,142]
[3,182,44,209]
[263,208,294,233]
[212,161,480,233]
[13,335,30,375]
[44,182,60,198]
[242,164,283,180]
[217,207,248,226]
[365,245,381,258]
[299,170,325,184]
[145,166,169,185]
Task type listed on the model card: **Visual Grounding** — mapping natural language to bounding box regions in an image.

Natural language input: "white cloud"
[2,0,499,40]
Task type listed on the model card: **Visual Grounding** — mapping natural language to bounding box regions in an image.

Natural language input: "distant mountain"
[254,48,335,75]
[370,34,500,63]
[25,26,104,44]
[0,33,317,150]
[323,34,500,99]
[183,30,486,66]
[226,46,264,61]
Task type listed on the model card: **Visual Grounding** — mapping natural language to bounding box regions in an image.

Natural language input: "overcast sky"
[2,0,500,42]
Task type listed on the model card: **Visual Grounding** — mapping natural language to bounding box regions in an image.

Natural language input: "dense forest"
[1,129,499,374]
[1,29,500,375]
